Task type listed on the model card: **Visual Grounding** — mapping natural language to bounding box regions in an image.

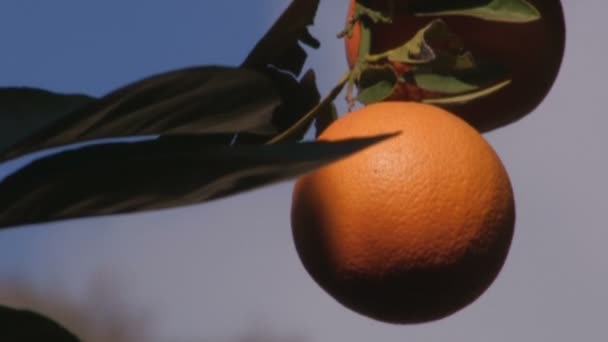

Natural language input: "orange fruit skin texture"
[291,102,515,324]
[345,0,566,132]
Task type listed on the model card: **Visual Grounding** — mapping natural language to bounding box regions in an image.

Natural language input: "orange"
[291,102,515,323]
[344,0,565,132]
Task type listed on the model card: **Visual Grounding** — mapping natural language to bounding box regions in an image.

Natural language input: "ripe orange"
[344,0,565,132]
[291,102,515,323]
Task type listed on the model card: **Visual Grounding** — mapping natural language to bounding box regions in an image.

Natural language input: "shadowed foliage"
[0,305,79,341]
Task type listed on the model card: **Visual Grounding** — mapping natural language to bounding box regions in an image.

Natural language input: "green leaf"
[0,88,94,154]
[314,102,337,137]
[411,0,541,23]
[413,73,480,94]
[367,19,471,70]
[338,1,393,40]
[267,71,350,144]
[229,68,322,145]
[266,69,321,143]
[355,2,394,24]
[0,305,79,341]
[1,0,326,161]
[367,20,441,64]
[423,79,511,105]
[355,16,513,105]
[414,56,510,91]
[0,133,396,229]
[356,65,398,104]
[242,0,320,76]
[453,52,477,71]
[0,66,284,162]
[413,55,511,100]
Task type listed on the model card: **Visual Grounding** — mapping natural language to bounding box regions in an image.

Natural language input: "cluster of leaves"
[0,0,398,339]
[0,0,393,231]
[343,0,541,107]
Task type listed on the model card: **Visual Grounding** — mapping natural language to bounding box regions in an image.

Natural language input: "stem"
[346,80,355,112]
[267,71,351,145]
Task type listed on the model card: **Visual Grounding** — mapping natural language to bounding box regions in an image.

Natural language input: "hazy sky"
[0,1,606,341]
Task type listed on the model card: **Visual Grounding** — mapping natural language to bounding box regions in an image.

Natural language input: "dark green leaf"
[367,19,464,67]
[0,133,396,229]
[413,73,479,94]
[242,0,320,76]
[367,20,440,64]
[0,88,94,153]
[224,68,321,145]
[423,79,511,105]
[265,69,321,143]
[358,18,513,105]
[314,102,337,138]
[0,305,79,341]
[356,65,398,104]
[0,66,282,162]
[411,0,541,23]
[1,0,324,161]
[413,61,509,94]
[267,71,350,144]
[356,3,393,24]
[343,0,394,36]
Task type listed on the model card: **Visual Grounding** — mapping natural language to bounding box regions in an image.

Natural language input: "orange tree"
[0,0,564,338]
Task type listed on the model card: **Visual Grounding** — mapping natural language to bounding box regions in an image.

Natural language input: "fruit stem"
[266,71,351,144]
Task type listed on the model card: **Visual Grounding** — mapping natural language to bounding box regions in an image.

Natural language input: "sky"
[0,1,606,341]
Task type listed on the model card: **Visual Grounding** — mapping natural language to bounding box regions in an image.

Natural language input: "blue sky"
[0,1,606,341]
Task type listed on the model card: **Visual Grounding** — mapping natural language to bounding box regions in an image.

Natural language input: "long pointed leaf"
[0,88,94,153]
[0,66,282,162]
[0,133,396,229]
[411,0,541,23]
